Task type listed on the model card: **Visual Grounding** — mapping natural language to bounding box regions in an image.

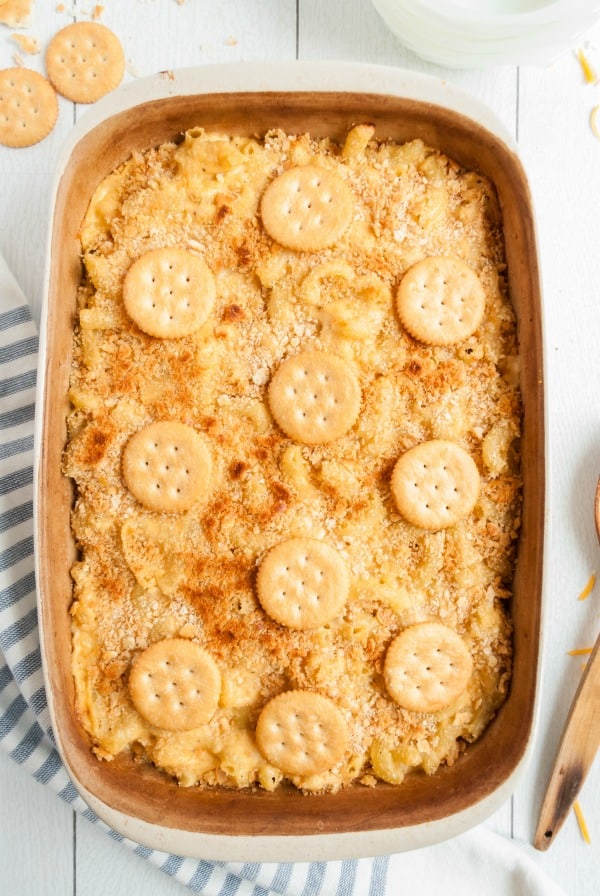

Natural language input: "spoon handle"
[534,632,600,850]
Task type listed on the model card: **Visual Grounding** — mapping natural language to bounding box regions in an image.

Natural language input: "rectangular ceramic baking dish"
[33,62,545,861]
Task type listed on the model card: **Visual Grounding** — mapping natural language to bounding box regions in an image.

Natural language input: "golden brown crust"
[66,126,521,792]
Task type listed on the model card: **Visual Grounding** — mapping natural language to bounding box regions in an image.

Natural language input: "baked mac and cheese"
[65,124,522,792]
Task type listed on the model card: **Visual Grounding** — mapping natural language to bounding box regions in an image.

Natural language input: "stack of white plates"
[371,0,600,68]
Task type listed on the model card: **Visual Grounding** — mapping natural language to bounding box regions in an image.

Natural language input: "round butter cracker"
[384,622,473,713]
[396,256,485,345]
[268,350,361,444]
[261,164,354,251]
[257,537,349,630]
[128,638,221,731]
[123,247,216,339]
[255,690,348,777]
[0,67,58,147]
[45,21,125,104]
[391,439,480,530]
[122,421,212,513]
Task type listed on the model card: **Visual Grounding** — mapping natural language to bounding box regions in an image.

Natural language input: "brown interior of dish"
[37,88,544,838]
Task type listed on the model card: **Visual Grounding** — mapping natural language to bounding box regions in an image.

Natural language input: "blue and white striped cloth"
[0,252,566,895]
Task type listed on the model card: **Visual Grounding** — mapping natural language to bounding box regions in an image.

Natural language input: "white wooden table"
[1,2,599,894]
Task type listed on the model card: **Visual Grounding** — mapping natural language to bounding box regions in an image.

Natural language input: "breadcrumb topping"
[66,126,522,792]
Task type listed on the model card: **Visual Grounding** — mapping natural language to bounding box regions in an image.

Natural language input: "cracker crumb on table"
[65,124,522,793]
[0,0,33,29]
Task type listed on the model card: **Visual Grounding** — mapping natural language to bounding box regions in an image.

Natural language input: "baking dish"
[33,62,545,861]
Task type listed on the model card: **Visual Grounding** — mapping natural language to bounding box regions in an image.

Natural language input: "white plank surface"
[1,2,599,894]
[0,751,73,894]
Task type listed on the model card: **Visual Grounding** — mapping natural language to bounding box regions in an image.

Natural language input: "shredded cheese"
[576,48,598,84]
[578,572,596,601]
[9,32,40,54]
[574,800,591,844]
[590,106,600,141]
[568,647,594,656]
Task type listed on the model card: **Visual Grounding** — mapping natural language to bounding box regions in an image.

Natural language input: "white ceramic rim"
[34,60,542,862]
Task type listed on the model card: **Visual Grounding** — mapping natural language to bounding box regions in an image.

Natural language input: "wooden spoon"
[534,477,600,850]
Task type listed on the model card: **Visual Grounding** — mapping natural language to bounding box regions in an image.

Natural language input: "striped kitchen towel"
[0,252,566,896]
